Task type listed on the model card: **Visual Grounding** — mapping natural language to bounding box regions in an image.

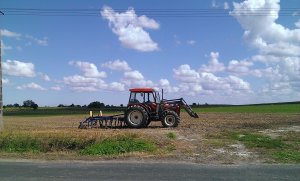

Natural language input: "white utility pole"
[0,10,4,131]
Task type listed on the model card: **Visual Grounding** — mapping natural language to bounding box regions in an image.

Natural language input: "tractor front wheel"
[161,111,180,128]
[125,106,149,128]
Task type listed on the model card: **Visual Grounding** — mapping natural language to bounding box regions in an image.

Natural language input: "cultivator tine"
[78,114,127,129]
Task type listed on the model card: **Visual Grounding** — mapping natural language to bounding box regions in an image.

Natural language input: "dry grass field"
[1,111,299,164]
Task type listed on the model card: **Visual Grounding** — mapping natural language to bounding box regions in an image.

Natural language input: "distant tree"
[75,105,81,108]
[58,104,65,107]
[88,101,105,108]
[192,103,197,107]
[69,104,75,107]
[23,100,38,110]
[120,104,124,107]
[32,103,38,110]
[23,100,36,108]
[13,103,20,107]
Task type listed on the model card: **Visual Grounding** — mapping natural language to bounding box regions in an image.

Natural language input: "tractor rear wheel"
[125,106,149,128]
[161,111,180,128]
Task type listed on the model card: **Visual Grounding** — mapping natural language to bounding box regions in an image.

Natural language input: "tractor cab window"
[155,92,161,103]
[129,92,145,103]
[146,92,155,103]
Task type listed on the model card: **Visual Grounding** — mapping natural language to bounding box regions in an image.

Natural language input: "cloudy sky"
[1,0,300,106]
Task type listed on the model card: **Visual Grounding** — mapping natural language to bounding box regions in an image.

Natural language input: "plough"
[79,88,198,129]
[78,113,126,129]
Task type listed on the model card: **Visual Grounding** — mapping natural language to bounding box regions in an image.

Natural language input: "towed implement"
[78,88,198,129]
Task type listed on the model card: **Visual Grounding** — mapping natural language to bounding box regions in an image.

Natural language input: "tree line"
[4,100,38,110]
[4,100,125,110]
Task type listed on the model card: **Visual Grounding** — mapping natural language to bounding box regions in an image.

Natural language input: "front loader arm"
[163,98,199,118]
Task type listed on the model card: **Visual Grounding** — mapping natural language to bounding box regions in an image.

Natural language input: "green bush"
[80,136,156,156]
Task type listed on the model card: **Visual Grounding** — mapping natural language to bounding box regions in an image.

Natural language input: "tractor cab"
[127,88,161,119]
[128,88,160,104]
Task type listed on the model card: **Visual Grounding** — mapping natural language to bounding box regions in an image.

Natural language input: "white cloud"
[51,85,62,91]
[63,74,127,92]
[230,0,300,96]
[199,72,229,90]
[1,40,12,50]
[122,70,154,87]
[211,0,218,8]
[295,19,300,28]
[225,75,251,91]
[25,35,48,46]
[38,73,51,81]
[0,29,21,38]
[230,0,300,57]
[158,79,179,93]
[63,75,103,90]
[174,64,252,95]
[173,64,200,83]
[123,70,143,86]
[200,52,225,73]
[257,56,300,93]
[65,61,130,92]
[178,83,203,96]
[224,2,230,10]
[124,70,144,80]
[101,59,131,71]
[101,6,159,52]
[17,82,47,91]
[227,59,262,77]
[63,75,107,92]
[3,60,36,77]
[108,82,125,91]
[2,78,9,84]
[187,40,196,45]
[211,0,229,9]
[69,61,106,78]
[1,40,12,54]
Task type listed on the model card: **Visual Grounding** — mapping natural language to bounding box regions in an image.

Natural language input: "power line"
[1,8,299,17]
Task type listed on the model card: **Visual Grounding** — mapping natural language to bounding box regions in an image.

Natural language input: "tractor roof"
[129,88,155,93]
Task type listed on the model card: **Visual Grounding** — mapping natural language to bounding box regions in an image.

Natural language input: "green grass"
[192,103,300,113]
[166,132,177,140]
[3,107,125,116]
[218,131,300,163]
[231,133,286,149]
[0,133,156,156]
[0,135,42,153]
[0,133,94,153]
[80,136,156,156]
[5,103,300,116]
[272,151,300,163]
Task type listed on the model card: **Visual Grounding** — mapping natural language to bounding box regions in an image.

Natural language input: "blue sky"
[1,0,300,106]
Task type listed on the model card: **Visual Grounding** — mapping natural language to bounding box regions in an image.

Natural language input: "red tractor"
[126,88,198,128]
[79,88,198,129]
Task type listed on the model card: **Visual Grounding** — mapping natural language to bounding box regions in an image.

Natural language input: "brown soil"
[2,113,300,163]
